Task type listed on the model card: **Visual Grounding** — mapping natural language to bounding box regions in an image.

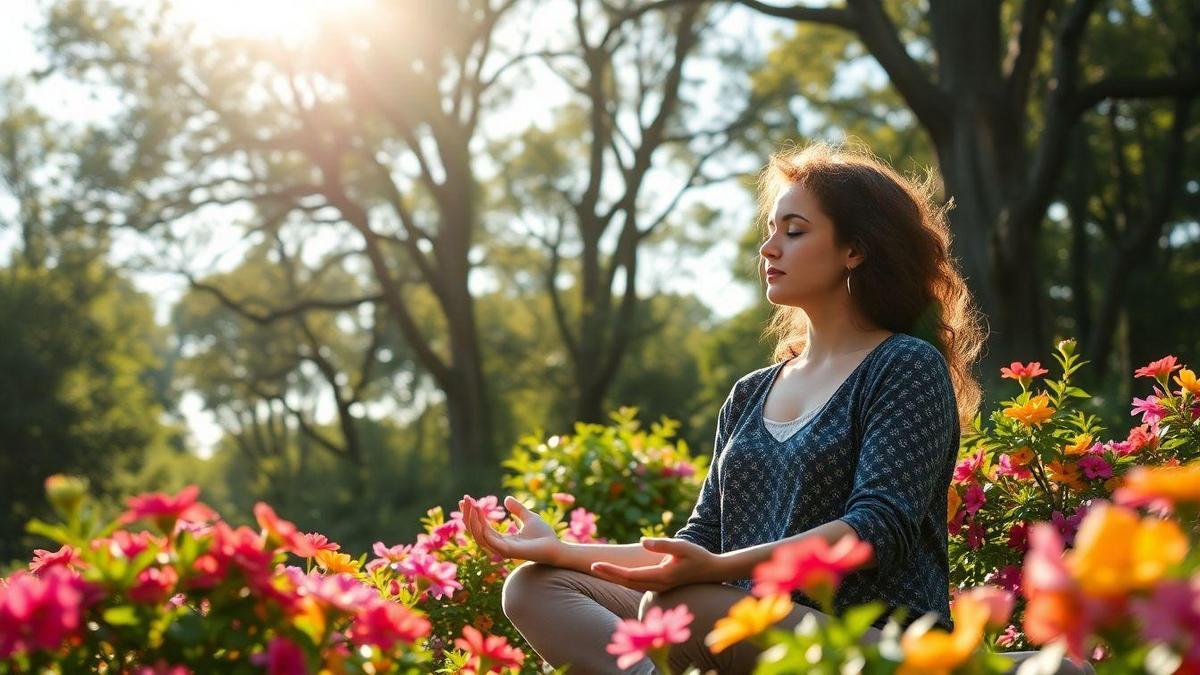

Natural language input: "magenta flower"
[964,483,986,515]
[0,567,88,659]
[606,605,693,670]
[1077,455,1112,480]
[292,532,340,559]
[1050,510,1084,547]
[987,564,1023,595]
[995,453,1032,479]
[953,450,984,482]
[996,624,1020,648]
[250,636,307,675]
[1007,522,1030,551]
[966,520,985,549]
[129,566,179,605]
[454,625,526,674]
[1129,577,1200,661]
[395,550,462,600]
[1131,393,1169,427]
[120,485,217,532]
[302,572,378,613]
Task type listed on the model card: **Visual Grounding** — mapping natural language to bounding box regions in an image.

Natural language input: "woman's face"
[758,181,854,307]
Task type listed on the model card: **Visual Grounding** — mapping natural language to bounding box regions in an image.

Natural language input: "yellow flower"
[1003,394,1056,427]
[315,550,361,574]
[1175,368,1200,396]
[1062,434,1093,457]
[1047,460,1087,492]
[1067,504,1188,596]
[899,592,990,675]
[705,594,793,654]
[1118,461,1200,504]
[946,487,962,524]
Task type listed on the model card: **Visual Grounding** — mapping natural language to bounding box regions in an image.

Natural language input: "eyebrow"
[768,213,811,227]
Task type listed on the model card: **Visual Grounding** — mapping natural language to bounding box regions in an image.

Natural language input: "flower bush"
[502,406,707,544]
[0,480,534,674]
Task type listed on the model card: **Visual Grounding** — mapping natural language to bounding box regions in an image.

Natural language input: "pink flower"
[1104,439,1134,456]
[1134,355,1180,380]
[1131,394,1169,427]
[395,550,462,600]
[0,567,89,659]
[1077,455,1111,480]
[302,572,377,613]
[292,532,339,559]
[254,503,308,556]
[29,546,80,575]
[251,636,307,675]
[551,492,576,506]
[606,605,693,670]
[661,462,696,479]
[964,483,986,515]
[349,601,431,651]
[1129,576,1200,662]
[132,663,191,675]
[1125,425,1159,454]
[752,534,873,603]
[953,450,984,482]
[188,523,271,590]
[96,530,161,559]
[995,454,1033,479]
[996,624,1020,648]
[454,625,526,674]
[129,566,179,605]
[455,495,506,523]
[121,486,217,532]
[1001,361,1049,384]
[948,509,966,535]
[564,508,602,544]
[959,585,1015,629]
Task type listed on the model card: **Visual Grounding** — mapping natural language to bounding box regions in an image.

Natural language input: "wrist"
[547,540,570,568]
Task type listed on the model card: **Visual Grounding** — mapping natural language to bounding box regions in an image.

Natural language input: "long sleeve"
[673,389,736,553]
[838,345,957,575]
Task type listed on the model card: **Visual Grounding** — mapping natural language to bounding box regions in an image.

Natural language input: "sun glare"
[172,0,372,41]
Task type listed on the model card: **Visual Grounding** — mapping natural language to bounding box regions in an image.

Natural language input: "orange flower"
[1062,434,1093,457]
[315,550,361,575]
[1115,460,1200,506]
[1004,394,1055,427]
[1010,446,1035,466]
[705,594,793,654]
[947,487,962,524]
[1066,504,1187,596]
[1047,460,1087,492]
[899,587,1011,674]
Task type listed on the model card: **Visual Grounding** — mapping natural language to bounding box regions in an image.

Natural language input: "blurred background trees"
[2,0,1196,557]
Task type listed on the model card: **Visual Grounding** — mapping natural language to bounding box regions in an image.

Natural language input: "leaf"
[25,519,75,546]
[102,605,139,626]
[841,601,887,636]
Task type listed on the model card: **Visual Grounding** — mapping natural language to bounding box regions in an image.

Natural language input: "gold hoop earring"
[846,267,853,296]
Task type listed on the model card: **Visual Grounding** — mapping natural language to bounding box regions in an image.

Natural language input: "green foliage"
[0,260,177,563]
[502,407,708,545]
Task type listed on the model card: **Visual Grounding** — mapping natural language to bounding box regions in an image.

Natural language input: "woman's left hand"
[588,538,729,592]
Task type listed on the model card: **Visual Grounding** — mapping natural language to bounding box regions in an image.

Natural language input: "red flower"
[1134,355,1180,380]
[454,625,526,674]
[253,503,309,557]
[251,637,308,675]
[752,534,873,606]
[129,566,179,605]
[349,601,431,651]
[29,545,80,576]
[121,486,216,532]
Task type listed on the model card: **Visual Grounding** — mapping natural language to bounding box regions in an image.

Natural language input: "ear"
[845,242,866,270]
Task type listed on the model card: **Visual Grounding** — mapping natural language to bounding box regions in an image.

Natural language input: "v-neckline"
[757,333,899,443]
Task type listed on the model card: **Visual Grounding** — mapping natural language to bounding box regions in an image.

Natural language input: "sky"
[2,0,777,456]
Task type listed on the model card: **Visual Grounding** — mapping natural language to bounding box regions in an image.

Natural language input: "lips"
[766,266,785,278]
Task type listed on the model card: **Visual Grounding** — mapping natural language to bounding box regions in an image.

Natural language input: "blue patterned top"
[674,333,957,630]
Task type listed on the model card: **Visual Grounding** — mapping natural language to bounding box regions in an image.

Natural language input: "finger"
[591,561,672,583]
[640,538,691,556]
[503,495,529,522]
[588,565,662,592]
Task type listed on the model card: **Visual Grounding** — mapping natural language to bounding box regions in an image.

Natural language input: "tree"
[713,0,1200,359]
[40,0,526,480]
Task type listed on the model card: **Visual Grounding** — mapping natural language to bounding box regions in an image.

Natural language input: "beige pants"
[500,562,1094,675]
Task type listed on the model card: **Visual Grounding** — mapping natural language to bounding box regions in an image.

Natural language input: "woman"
[459,143,1088,674]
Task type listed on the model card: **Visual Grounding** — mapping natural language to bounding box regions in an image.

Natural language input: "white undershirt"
[762,406,821,442]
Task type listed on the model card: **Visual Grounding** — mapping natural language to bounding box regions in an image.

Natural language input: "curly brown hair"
[756,141,987,426]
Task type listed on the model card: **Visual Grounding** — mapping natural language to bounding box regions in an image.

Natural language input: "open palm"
[459,495,560,564]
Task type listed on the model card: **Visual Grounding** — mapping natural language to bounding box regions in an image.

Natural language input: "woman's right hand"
[458,494,562,565]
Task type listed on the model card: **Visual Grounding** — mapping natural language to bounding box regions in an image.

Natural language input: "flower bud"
[44,474,88,519]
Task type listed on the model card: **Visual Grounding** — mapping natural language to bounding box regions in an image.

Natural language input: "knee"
[500,562,556,624]
[639,586,696,618]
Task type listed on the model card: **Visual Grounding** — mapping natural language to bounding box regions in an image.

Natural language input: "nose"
[759,235,778,261]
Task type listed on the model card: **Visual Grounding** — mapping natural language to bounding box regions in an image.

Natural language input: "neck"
[794,294,891,364]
